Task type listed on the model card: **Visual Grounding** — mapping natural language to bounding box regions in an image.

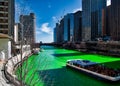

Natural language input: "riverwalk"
[0,61,12,86]
[19,46,120,86]
[0,50,31,86]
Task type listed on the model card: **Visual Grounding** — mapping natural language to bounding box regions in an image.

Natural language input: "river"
[16,46,120,86]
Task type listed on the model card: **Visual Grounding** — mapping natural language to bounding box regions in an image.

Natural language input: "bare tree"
[11,0,53,86]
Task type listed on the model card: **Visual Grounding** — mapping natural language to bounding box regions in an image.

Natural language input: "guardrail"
[3,51,32,86]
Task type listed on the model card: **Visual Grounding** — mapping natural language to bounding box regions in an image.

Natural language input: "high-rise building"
[55,23,60,43]
[20,13,36,43]
[54,20,64,43]
[59,19,64,43]
[110,0,120,41]
[54,27,57,43]
[74,11,82,42]
[0,0,14,37]
[102,6,111,37]
[82,0,106,41]
[14,23,22,44]
[64,13,74,42]
[54,11,82,43]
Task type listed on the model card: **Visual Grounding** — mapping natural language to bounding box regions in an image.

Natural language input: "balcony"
[0,29,8,34]
[0,19,8,23]
[0,25,8,28]
[0,2,8,6]
[0,13,8,17]
[0,7,8,12]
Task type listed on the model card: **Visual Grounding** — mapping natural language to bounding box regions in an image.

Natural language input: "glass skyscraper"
[82,0,106,41]
[110,0,120,40]
[64,13,74,42]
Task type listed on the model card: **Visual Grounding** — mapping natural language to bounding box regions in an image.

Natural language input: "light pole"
[20,23,23,86]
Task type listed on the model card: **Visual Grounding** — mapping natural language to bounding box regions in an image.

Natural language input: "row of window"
[0,7,8,11]
[0,19,8,23]
[0,25,8,28]
[0,13,8,17]
[0,30,8,34]
[0,2,8,6]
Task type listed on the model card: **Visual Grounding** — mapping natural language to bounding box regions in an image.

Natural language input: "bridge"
[32,43,62,48]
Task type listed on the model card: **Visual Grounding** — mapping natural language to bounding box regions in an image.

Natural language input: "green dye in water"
[16,46,120,86]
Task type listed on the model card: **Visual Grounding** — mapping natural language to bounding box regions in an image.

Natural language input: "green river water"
[16,46,120,86]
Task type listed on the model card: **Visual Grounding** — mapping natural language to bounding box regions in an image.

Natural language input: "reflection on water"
[19,46,120,86]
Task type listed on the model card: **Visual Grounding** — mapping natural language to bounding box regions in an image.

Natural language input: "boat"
[40,48,44,52]
[32,48,40,55]
[66,59,120,82]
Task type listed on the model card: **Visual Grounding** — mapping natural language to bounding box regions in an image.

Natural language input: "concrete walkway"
[0,61,12,86]
[0,51,31,86]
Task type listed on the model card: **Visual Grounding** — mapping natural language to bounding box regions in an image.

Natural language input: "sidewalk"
[0,61,12,86]
[0,50,31,86]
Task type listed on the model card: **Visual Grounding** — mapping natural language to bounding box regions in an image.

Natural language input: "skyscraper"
[64,13,74,42]
[82,0,106,41]
[54,19,64,43]
[0,0,14,37]
[102,5,111,37]
[20,13,36,43]
[54,27,57,43]
[74,11,82,42]
[110,0,120,41]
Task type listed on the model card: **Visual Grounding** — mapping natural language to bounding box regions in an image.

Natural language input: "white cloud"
[36,31,41,34]
[52,16,57,22]
[36,26,42,35]
[36,35,53,43]
[40,23,53,34]
[73,8,82,13]
[15,1,33,22]
[107,0,111,6]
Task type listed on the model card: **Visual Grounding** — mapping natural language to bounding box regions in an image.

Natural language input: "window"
[0,13,8,17]
[0,7,8,11]
[0,2,8,6]
[0,30,8,34]
[0,19,8,23]
[0,25,8,28]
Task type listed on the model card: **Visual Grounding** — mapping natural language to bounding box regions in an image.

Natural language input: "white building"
[14,23,21,44]
[0,33,12,60]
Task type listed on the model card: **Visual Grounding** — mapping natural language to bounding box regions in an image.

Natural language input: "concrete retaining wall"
[4,51,32,86]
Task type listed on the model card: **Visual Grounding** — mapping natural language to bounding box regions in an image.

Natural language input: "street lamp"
[20,23,23,86]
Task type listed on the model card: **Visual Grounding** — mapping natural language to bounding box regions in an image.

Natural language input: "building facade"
[54,20,64,43]
[0,0,14,37]
[82,0,106,41]
[101,5,111,41]
[64,13,74,42]
[59,19,64,43]
[20,13,36,43]
[54,12,82,43]
[74,11,82,42]
[54,27,57,43]
[0,33,11,59]
[110,0,120,41]
[14,23,22,44]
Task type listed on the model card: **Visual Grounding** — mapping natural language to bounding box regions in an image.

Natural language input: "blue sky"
[15,0,82,43]
[15,0,111,43]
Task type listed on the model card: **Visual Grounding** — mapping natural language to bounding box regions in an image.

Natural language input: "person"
[0,50,5,61]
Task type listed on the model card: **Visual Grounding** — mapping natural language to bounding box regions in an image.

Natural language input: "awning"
[0,33,12,39]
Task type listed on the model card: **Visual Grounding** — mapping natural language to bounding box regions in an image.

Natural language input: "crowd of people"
[70,62,120,77]
[85,65,120,77]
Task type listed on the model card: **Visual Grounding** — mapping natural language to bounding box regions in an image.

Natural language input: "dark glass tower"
[110,0,120,41]
[82,0,106,41]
